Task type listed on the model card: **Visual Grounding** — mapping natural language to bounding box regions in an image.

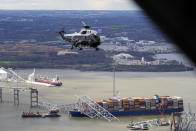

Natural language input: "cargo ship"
[69,95,184,117]
[27,69,62,87]
[35,77,62,86]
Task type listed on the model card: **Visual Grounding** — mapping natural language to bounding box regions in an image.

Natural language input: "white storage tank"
[0,68,8,81]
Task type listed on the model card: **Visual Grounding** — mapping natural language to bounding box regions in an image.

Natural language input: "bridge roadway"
[1,99,77,114]
[37,102,77,114]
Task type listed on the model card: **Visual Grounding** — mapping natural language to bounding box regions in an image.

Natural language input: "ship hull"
[43,114,61,118]
[35,78,62,86]
[69,108,183,117]
[22,114,42,118]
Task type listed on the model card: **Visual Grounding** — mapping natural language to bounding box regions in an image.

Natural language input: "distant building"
[113,53,134,60]
[113,54,165,66]
[0,67,8,81]
[141,57,144,63]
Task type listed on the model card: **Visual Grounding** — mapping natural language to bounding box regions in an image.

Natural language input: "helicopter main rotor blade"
[92,25,131,29]
[56,22,130,29]
[81,21,88,26]
[56,21,136,30]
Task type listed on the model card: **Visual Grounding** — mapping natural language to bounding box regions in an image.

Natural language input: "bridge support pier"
[30,88,38,108]
[14,89,19,105]
[0,88,2,103]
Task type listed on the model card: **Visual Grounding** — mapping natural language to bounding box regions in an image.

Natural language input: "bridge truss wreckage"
[74,95,120,122]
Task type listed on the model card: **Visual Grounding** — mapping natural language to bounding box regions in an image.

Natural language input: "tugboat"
[42,108,61,118]
[22,112,42,118]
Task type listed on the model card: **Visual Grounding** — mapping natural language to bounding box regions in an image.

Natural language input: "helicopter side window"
[81,31,87,34]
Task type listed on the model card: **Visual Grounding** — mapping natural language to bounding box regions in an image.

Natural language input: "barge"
[22,108,61,118]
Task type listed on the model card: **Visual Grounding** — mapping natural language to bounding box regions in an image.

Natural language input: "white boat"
[130,125,141,130]
[140,123,149,130]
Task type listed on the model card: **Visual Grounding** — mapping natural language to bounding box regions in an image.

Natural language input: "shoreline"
[5,64,194,72]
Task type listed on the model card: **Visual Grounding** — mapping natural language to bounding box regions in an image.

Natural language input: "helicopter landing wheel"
[96,48,99,51]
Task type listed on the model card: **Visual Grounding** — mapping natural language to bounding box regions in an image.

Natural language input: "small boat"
[157,118,170,126]
[130,125,142,130]
[140,123,149,130]
[127,121,135,128]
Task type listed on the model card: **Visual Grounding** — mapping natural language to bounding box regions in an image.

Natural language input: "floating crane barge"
[22,108,61,118]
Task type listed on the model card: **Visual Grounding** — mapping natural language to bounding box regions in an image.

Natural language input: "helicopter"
[58,21,101,50]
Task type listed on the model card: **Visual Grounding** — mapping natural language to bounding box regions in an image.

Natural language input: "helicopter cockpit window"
[81,31,87,34]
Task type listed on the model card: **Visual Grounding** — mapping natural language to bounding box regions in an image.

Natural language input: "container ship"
[69,95,184,117]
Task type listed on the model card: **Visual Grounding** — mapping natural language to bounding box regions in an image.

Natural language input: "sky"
[0,0,140,10]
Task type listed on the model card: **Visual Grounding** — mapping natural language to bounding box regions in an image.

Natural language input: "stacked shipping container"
[95,95,183,111]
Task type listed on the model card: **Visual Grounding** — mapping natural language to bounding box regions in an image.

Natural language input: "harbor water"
[1,69,196,131]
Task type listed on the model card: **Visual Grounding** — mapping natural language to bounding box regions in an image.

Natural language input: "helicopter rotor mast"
[81,21,90,29]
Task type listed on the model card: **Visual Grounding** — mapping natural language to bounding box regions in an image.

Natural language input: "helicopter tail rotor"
[60,26,66,33]
[55,26,66,40]
[55,26,66,35]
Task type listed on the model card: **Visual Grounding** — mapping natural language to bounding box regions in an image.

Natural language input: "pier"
[30,88,38,107]
[0,86,119,121]
[0,86,39,106]
[0,88,2,103]
[0,86,77,112]
[0,86,75,112]
[14,89,20,105]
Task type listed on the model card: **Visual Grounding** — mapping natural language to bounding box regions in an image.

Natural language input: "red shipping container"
[161,104,168,109]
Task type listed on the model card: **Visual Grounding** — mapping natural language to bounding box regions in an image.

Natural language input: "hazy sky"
[0,0,140,10]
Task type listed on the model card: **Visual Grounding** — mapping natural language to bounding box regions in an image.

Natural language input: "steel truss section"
[171,112,196,131]
[76,95,119,122]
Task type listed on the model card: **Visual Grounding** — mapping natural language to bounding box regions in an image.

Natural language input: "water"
[1,69,196,131]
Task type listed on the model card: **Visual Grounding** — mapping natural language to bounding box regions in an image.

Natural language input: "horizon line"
[0,9,141,11]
